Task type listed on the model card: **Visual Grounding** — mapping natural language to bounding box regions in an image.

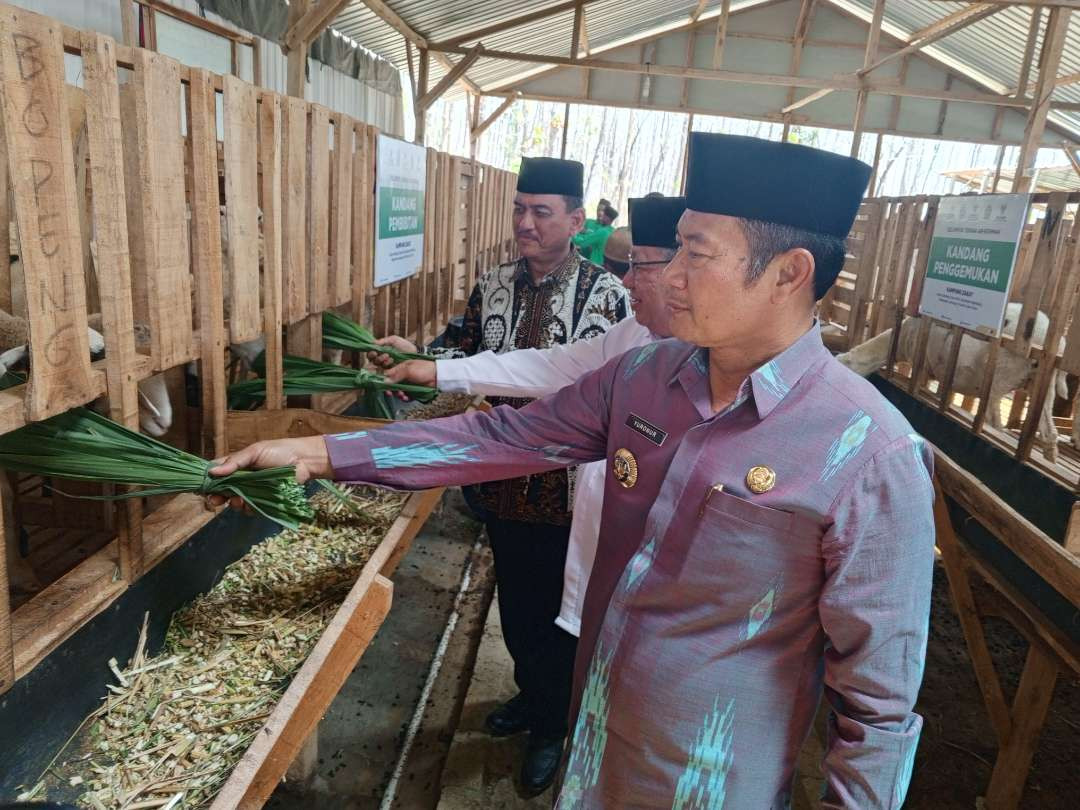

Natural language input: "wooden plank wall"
[0,4,518,694]
[826,190,1080,493]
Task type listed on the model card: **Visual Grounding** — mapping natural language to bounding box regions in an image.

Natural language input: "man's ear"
[771,248,815,304]
[570,206,586,232]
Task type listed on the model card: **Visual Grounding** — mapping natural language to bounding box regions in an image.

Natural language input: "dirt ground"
[905,566,1080,809]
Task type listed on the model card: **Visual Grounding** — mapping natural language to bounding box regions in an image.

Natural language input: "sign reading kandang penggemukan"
[374,134,427,288]
[917,193,1030,336]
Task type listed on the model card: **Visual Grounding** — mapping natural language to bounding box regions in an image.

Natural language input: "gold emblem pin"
[612,448,639,488]
[746,465,776,494]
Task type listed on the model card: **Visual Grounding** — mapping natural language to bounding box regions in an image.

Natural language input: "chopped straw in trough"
[33,486,407,809]
[321,311,429,364]
[227,353,438,410]
[0,407,313,529]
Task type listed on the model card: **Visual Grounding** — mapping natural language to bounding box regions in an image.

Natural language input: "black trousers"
[486,517,578,738]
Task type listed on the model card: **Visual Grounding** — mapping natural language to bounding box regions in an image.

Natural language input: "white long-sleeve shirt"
[436,316,653,635]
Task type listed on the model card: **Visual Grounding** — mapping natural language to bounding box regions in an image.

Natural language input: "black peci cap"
[629,196,686,250]
[684,132,870,239]
[516,157,585,198]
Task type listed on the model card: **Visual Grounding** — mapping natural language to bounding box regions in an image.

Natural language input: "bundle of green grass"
[228,352,438,416]
[322,311,429,364]
[0,375,313,529]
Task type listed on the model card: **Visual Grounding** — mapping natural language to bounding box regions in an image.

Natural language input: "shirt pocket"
[657,489,823,597]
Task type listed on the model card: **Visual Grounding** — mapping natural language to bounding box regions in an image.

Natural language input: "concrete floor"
[267,489,493,810]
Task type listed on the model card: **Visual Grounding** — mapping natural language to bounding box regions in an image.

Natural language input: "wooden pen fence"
[820,191,1080,490]
[0,3,515,697]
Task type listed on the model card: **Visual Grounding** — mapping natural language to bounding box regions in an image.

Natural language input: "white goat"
[837,302,1067,461]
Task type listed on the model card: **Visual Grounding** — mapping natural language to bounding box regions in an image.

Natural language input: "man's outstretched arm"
[211,356,618,498]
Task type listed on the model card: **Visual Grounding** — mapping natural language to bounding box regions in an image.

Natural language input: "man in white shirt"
[379,193,683,649]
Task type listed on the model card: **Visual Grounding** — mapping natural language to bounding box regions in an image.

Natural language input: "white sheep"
[836,302,1067,461]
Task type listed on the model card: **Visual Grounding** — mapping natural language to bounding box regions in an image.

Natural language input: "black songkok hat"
[685,132,870,239]
[516,157,585,199]
[629,196,686,250]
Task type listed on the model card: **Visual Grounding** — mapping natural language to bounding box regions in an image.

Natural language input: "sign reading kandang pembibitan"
[374,134,427,288]
[918,193,1030,336]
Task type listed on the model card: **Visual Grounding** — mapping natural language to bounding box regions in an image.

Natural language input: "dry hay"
[401,392,476,422]
[27,486,406,809]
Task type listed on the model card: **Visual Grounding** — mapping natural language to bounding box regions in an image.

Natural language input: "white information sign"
[374,134,427,288]
[917,193,1030,336]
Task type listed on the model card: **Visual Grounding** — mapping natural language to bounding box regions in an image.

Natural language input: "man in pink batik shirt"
[212,133,934,809]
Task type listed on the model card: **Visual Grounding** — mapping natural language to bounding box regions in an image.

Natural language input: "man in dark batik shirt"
[375,156,630,793]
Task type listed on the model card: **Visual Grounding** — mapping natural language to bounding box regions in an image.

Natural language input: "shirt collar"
[668,321,829,421]
[513,248,580,289]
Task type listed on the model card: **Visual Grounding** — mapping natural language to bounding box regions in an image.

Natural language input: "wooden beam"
[782,87,833,114]
[910,2,995,40]
[560,101,571,158]
[1014,7,1073,193]
[432,0,603,49]
[713,0,732,69]
[782,0,818,139]
[1013,6,1044,98]
[690,0,710,24]
[416,45,480,110]
[580,10,592,57]
[361,0,427,48]
[681,25,698,108]
[435,43,1038,108]
[415,48,430,143]
[1056,69,1080,86]
[571,1,584,61]
[1064,141,1080,175]
[858,5,1003,78]
[136,0,256,45]
[284,0,352,52]
[472,93,518,140]
[851,0,886,158]
[405,37,417,99]
[777,2,1003,115]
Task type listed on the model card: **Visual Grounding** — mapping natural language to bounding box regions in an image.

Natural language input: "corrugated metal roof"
[328,0,1080,137]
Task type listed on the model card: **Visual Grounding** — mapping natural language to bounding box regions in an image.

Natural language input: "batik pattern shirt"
[327,324,935,809]
[428,248,630,525]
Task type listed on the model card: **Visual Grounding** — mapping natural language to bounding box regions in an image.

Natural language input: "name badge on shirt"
[625,413,667,447]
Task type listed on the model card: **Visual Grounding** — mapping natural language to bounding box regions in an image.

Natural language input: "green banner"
[925,237,1017,293]
[378,187,425,239]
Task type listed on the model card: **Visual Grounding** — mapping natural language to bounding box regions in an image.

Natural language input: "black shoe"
[485,693,530,737]
[520,733,564,797]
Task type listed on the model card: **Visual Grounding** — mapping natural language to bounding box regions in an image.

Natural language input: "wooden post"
[679,114,694,195]
[415,49,430,144]
[1014,7,1072,193]
[0,485,11,694]
[120,0,138,46]
[286,0,310,99]
[713,0,731,69]
[781,0,817,143]
[851,0,885,158]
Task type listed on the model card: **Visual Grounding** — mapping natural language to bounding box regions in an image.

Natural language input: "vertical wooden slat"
[130,49,193,371]
[81,33,140,430]
[1016,212,1080,461]
[0,6,96,419]
[281,96,308,324]
[350,123,373,326]
[188,69,227,459]
[329,112,353,308]
[222,74,260,343]
[1015,193,1067,357]
[307,104,330,314]
[260,93,285,411]
[82,31,145,582]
